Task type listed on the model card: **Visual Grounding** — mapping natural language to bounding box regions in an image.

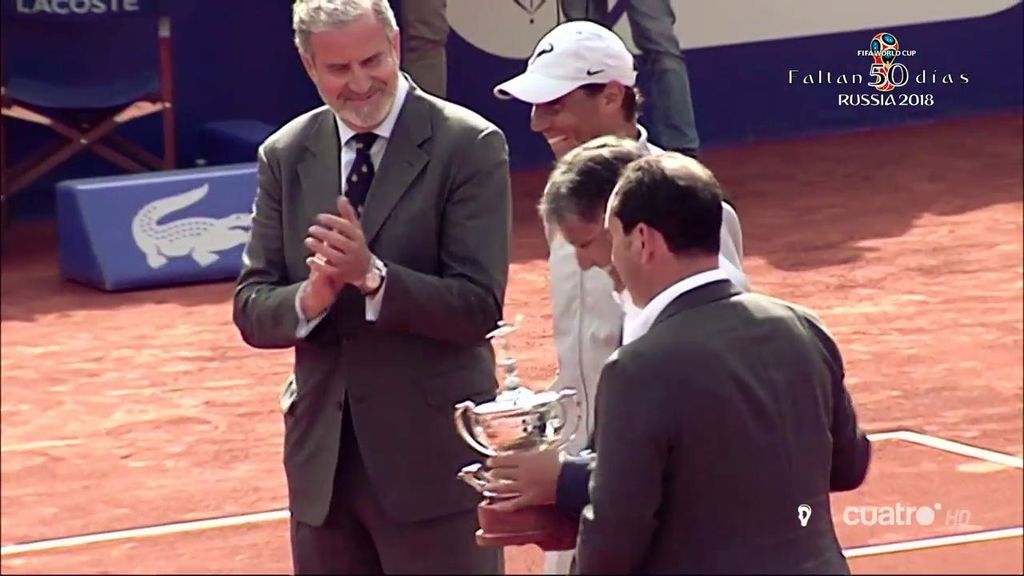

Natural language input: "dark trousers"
[290,402,504,575]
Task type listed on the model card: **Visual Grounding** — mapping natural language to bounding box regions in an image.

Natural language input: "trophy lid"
[472,388,566,415]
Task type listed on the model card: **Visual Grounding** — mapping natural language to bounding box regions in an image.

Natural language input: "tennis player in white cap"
[490,20,749,575]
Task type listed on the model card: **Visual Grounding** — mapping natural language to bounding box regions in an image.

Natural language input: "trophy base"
[474,501,578,551]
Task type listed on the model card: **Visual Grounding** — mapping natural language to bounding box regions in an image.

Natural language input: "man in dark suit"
[232,1,510,573]
[575,152,871,574]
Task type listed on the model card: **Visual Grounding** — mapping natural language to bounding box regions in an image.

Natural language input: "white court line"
[2,430,1020,558]
[0,509,289,557]
[867,430,1023,469]
[843,526,1023,558]
[3,509,1019,561]
[0,439,83,453]
[865,431,905,442]
[0,431,938,456]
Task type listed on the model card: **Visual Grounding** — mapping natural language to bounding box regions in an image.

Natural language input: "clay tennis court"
[1,111,1021,574]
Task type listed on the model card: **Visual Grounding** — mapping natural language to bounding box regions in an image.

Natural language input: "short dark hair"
[579,83,643,123]
[609,154,723,255]
[539,136,645,226]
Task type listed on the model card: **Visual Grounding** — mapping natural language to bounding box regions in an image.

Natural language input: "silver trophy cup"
[452,315,582,548]
[453,315,580,495]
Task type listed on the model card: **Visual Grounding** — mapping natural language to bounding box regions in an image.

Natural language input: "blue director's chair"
[1,0,176,231]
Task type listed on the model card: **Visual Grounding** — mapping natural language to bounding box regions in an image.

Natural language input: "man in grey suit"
[232,1,510,573]
[577,152,871,574]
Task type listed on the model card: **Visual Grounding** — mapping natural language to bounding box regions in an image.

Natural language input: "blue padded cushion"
[56,163,257,291]
[199,120,277,166]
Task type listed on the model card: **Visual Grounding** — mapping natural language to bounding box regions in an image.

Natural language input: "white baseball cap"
[493,20,637,104]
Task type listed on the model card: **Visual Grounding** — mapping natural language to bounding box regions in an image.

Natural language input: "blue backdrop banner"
[4,0,1022,221]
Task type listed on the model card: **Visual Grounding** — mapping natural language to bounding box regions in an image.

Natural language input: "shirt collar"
[622,268,730,345]
[636,124,663,155]
[335,74,411,148]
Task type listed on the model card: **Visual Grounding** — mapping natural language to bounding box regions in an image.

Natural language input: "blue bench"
[199,119,277,166]
[56,163,257,291]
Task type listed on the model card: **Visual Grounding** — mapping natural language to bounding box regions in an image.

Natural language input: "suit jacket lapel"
[361,88,431,244]
[649,280,743,331]
[297,108,343,220]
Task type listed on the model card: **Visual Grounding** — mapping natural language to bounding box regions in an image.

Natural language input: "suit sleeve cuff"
[556,458,593,518]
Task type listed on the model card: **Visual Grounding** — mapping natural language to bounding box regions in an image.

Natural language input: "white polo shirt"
[547,125,749,456]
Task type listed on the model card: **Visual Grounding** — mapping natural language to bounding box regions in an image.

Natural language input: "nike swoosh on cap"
[531,43,555,63]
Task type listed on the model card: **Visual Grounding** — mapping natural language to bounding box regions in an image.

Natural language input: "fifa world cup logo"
[868,32,902,92]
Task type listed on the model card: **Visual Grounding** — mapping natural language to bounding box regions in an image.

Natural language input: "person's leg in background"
[395,0,449,98]
[559,0,609,22]
[626,0,701,157]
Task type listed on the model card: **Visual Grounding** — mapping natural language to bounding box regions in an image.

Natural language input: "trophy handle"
[458,462,491,493]
[454,400,497,457]
[553,389,583,450]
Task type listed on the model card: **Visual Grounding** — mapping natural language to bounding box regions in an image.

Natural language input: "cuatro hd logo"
[787,31,970,108]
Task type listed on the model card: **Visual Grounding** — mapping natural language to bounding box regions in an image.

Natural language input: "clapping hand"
[299,197,373,317]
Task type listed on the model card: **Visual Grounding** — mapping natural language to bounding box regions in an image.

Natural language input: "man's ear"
[636,223,663,265]
[391,29,402,64]
[635,223,652,265]
[602,82,626,111]
[299,51,317,82]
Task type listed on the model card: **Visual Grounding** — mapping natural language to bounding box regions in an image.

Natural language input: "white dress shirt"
[294,76,412,337]
[621,268,731,346]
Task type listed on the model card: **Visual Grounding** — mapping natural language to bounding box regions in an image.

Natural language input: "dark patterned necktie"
[345,132,378,212]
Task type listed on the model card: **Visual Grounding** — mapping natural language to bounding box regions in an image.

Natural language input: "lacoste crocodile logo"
[131,183,252,269]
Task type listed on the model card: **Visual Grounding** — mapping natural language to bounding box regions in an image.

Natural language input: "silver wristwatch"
[359,255,387,296]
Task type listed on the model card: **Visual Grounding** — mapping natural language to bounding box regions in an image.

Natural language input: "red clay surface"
[2,435,1020,574]
[850,538,1023,575]
[2,111,1022,574]
[829,439,1022,546]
